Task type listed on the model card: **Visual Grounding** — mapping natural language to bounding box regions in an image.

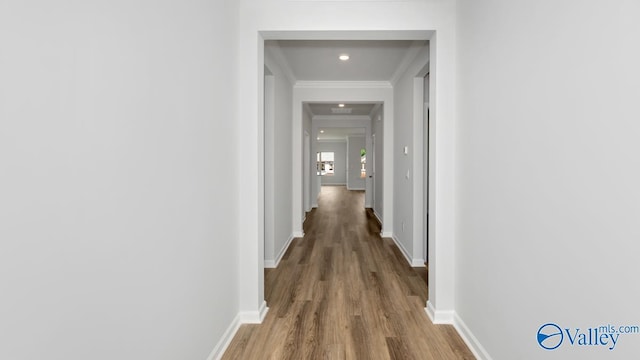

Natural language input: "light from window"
[317,152,335,176]
[360,148,366,178]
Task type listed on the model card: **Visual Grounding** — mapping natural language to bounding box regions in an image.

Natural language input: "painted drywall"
[238,0,458,320]
[264,47,294,267]
[264,72,276,268]
[455,1,640,359]
[0,1,240,359]
[317,141,347,185]
[372,106,385,221]
[347,136,366,190]
[393,45,429,265]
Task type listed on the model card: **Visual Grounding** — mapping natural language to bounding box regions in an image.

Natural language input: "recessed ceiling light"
[317,137,320,140]
[338,104,345,107]
[339,54,350,61]
[320,130,324,133]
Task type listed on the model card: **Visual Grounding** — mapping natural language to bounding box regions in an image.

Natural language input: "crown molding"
[316,139,348,143]
[312,115,371,121]
[294,81,392,89]
[390,40,427,86]
[260,30,434,41]
[264,41,297,85]
[369,103,382,118]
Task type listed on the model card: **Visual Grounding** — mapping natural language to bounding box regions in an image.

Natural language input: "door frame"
[240,29,456,325]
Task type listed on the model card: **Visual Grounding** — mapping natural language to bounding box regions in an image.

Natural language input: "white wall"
[317,141,348,185]
[455,1,640,359]
[264,46,294,267]
[393,45,429,266]
[263,71,276,269]
[347,136,366,190]
[0,1,240,359]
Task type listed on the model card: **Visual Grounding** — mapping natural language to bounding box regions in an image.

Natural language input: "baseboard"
[238,300,269,324]
[380,231,393,238]
[453,312,493,360]
[425,300,454,324]
[424,303,491,360]
[206,314,242,360]
[265,234,295,269]
[373,210,383,225]
[387,233,424,267]
[258,301,269,322]
[411,258,426,267]
[292,230,304,238]
[391,234,413,267]
[206,302,269,360]
[346,186,365,191]
[264,259,276,268]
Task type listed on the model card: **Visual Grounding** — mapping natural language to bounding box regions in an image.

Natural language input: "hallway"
[222,186,474,359]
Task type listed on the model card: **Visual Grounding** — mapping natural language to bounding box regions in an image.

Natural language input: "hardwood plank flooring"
[222,186,474,360]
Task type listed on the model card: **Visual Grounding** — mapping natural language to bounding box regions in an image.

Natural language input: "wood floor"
[222,186,474,360]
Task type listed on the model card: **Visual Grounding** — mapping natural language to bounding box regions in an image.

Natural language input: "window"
[317,152,334,176]
[360,148,366,178]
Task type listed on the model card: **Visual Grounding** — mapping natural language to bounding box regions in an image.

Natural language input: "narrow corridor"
[223,186,473,359]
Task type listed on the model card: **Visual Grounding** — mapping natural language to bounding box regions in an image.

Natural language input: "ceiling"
[267,39,425,122]
[306,103,377,117]
[316,127,365,142]
[272,40,418,82]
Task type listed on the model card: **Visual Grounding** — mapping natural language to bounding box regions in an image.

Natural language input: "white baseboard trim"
[206,314,241,360]
[380,231,393,238]
[292,230,304,238]
[373,210,383,225]
[258,301,269,322]
[391,234,413,267]
[424,302,491,360]
[425,300,454,324]
[206,302,269,360]
[411,258,426,267]
[387,234,423,267]
[265,234,295,269]
[453,312,492,360]
[346,186,365,191]
[239,300,269,324]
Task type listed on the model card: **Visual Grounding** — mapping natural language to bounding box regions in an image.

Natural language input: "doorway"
[252,31,449,325]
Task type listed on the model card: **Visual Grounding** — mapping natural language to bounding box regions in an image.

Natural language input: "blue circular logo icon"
[537,323,563,350]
